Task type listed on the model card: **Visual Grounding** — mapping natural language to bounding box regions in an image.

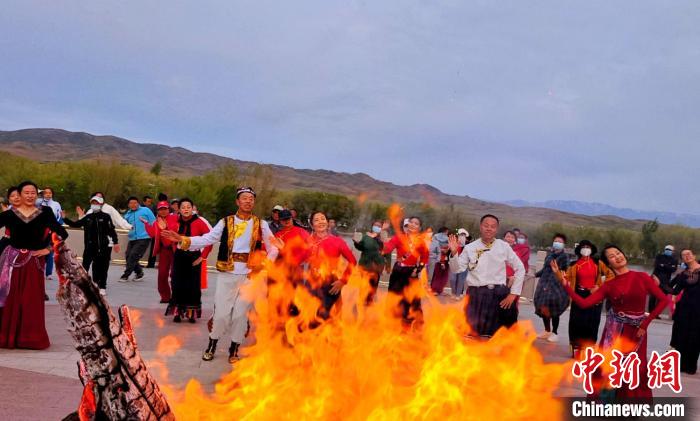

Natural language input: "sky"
[1,1,698,214]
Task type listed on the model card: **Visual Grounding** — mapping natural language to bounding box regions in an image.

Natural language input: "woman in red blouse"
[552,244,669,399]
[305,211,356,321]
[147,198,212,323]
[563,240,615,359]
[383,216,430,329]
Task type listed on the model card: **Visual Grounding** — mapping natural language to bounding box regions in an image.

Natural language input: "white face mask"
[90,204,102,212]
[580,247,592,257]
[516,238,526,244]
[552,241,565,251]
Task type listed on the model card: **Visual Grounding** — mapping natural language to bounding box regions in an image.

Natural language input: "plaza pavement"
[0,263,697,420]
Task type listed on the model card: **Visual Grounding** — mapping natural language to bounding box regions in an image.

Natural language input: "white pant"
[210,273,252,344]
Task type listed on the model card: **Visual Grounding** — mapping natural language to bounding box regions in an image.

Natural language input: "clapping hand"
[161,230,182,243]
[550,260,569,287]
[269,235,284,250]
[447,234,460,256]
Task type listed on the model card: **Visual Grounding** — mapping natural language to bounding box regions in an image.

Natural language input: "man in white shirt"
[162,187,278,363]
[448,214,525,338]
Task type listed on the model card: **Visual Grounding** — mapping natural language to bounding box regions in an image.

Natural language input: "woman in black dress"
[669,248,700,374]
[0,181,68,349]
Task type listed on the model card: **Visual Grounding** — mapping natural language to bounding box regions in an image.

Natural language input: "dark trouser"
[307,278,342,321]
[123,239,150,276]
[83,247,112,289]
[569,287,603,350]
[466,284,510,338]
[388,263,423,327]
[681,348,700,375]
[364,270,381,306]
[147,238,157,268]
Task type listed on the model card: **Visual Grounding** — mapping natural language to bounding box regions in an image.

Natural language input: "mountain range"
[0,128,667,231]
[504,200,700,228]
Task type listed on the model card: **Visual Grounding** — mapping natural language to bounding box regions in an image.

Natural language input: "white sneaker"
[547,333,559,343]
[537,331,552,339]
[99,289,107,296]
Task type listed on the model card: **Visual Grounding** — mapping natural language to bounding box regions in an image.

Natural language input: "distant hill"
[0,128,649,230]
[505,199,700,228]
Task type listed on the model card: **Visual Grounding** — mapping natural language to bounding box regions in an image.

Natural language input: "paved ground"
[0,264,697,420]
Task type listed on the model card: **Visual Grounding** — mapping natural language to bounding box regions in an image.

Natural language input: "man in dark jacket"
[65,195,120,296]
[650,244,679,313]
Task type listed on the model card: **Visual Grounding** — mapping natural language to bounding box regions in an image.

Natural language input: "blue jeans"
[45,250,54,276]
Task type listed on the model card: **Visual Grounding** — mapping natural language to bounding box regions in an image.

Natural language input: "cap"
[665,245,675,251]
[272,205,284,212]
[457,228,469,236]
[236,186,256,198]
[157,201,169,209]
[279,209,293,220]
[90,196,105,204]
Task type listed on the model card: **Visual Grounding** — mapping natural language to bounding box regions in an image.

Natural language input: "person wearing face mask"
[559,240,615,359]
[668,248,700,374]
[650,245,679,316]
[533,233,570,343]
[429,227,451,295]
[448,228,470,301]
[501,230,530,327]
[64,196,120,296]
[353,220,389,305]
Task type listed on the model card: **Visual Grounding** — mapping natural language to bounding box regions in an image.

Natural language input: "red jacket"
[383,233,429,267]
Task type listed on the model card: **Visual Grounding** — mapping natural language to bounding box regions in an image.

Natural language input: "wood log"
[54,241,175,421]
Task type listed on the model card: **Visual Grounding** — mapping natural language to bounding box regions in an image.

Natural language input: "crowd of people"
[1,181,699,400]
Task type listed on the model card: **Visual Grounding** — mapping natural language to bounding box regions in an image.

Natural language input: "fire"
[157,335,183,356]
[159,246,569,419]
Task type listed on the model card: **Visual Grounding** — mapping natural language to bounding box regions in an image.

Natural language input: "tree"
[640,219,660,260]
[150,161,163,176]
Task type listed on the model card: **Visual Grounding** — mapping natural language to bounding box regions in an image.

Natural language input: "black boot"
[228,342,240,363]
[202,338,218,361]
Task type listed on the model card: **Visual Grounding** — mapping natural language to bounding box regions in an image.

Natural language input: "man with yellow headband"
[162,187,278,363]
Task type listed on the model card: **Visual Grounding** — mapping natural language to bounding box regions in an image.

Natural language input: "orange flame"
[157,335,182,357]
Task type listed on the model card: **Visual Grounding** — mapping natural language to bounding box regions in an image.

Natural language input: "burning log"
[53,241,175,421]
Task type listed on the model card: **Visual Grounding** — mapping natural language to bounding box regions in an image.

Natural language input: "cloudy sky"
[1,1,698,213]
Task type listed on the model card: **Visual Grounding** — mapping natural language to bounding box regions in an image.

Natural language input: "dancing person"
[305,211,356,320]
[384,216,430,329]
[120,197,155,282]
[501,230,529,328]
[0,187,20,256]
[668,248,700,374]
[36,186,63,281]
[563,240,614,359]
[268,205,283,234]
[448,228,470,301]
[534,233,570,343]
[353,220,388,305]
[0,181,68,349]
[448,214,525,339]
[63,195,120,296]
[160,198,212,323]
[143,201,177,303]
[429,227,451,296]
[650,245,678,315]
[162,187,278,363]
[554,244,669,399]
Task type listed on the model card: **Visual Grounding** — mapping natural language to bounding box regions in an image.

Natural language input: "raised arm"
[42,207,68,240]
[177,219,225,250]
[63,217,85,228]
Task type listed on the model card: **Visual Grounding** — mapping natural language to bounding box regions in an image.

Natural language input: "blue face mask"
[371,226,382,234]
[552,241,565,251]
[664,250,673,257]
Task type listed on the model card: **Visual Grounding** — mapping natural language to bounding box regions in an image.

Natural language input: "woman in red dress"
[304,211,356,321]
[0,181,68,349]
[552,244,669,399]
